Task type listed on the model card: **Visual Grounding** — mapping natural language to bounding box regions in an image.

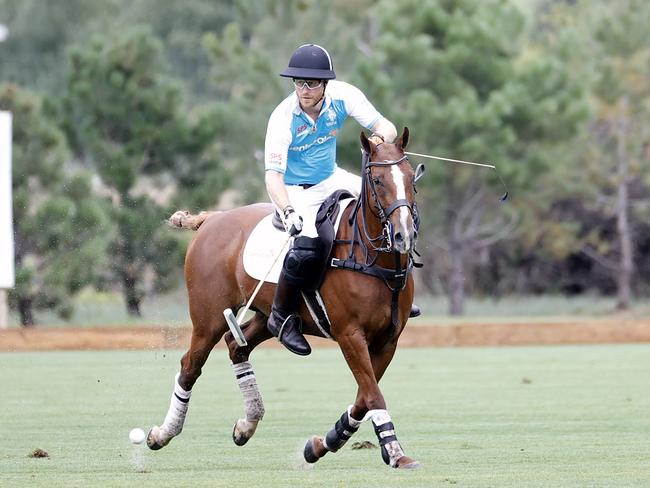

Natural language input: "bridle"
[354,150,418,253]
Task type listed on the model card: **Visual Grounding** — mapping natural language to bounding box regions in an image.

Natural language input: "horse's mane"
[168,210,217,231]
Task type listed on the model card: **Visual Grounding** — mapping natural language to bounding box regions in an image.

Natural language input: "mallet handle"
[236,233,292,323]
[405,151,495,169]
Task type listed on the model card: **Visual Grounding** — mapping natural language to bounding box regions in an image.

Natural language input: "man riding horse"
[265,44,420,356]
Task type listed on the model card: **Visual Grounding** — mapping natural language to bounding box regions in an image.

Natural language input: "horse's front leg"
[148,326,220,450]
[366,340,419,469]
[225,311,273,446]
[304,332,419,469]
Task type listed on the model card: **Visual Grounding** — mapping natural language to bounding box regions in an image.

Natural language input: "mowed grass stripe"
[1,345,649,487]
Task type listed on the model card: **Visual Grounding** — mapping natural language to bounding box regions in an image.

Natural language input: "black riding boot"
[267,273,312,356]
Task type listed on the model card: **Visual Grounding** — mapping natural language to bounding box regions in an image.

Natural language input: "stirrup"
[268,313,311,356]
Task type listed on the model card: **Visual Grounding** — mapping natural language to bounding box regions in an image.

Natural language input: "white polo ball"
[129,427,146,444]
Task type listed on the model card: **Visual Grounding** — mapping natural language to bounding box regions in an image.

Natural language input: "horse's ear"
[399,127,410,150]
[360,131,371,154]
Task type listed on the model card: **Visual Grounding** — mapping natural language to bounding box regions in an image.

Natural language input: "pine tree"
[1,83,110,325]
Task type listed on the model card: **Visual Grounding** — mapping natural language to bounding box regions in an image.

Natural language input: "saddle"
[304,190,355,339]
[243,193,355,285]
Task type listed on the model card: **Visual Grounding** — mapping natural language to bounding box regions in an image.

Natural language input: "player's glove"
[282,206,303,236]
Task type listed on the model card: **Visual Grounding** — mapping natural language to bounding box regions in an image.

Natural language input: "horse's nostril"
[394,232,403,242]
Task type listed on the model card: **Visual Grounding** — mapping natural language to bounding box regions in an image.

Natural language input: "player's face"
[293,79,325,109]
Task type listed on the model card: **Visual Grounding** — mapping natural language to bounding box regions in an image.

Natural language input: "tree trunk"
[18,296,35,327]
[615,104,633,310]
[122,271,142,317]
[448,243,465,315]
[445,167,465,315]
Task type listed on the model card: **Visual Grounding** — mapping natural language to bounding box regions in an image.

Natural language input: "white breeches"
[283,167,361,238]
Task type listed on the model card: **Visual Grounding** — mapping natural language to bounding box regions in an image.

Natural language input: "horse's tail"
[167,210,217,231]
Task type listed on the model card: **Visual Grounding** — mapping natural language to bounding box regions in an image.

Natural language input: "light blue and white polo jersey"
[264,80,382,186]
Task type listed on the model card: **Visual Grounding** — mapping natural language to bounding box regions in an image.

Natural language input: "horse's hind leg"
[224,311,273,446]
[304,334,420,469]
[147,320,222,450]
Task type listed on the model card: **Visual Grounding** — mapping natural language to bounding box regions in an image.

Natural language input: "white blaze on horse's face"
[389,164,414,254]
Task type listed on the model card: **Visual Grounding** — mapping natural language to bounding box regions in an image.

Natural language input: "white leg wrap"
[160,372,192,438]
[369,409,405,468]
[232,362,265,421]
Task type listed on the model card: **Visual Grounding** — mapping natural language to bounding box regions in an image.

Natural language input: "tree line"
[0,0,648,325]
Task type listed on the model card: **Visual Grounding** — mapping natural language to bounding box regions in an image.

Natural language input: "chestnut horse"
[147,128,421,469]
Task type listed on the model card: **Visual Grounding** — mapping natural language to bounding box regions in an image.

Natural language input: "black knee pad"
[282,236,325,291]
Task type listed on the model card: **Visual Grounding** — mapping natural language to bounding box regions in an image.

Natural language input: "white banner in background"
[0,111,14,289]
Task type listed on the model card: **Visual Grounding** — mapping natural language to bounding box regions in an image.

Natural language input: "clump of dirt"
[29,448,49,458]
[350,441,377,450]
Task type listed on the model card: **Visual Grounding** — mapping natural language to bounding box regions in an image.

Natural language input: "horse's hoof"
[395,456,421,470]
[147,426,169,451]
[232,420,250,446]
[304,436,327,463]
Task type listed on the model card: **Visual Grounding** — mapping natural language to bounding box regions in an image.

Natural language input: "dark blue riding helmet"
[280,44,336,80]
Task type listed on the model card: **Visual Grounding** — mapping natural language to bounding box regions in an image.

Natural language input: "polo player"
[264,44,420,356]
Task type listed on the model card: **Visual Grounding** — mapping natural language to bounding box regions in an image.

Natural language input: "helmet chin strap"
[315,81,328,108]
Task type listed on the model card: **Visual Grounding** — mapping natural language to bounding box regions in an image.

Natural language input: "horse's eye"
[372,177,382,186]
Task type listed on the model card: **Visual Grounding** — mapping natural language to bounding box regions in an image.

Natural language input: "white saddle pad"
[242,198,355,283]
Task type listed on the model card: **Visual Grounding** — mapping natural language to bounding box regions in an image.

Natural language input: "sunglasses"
[293,79,324,90]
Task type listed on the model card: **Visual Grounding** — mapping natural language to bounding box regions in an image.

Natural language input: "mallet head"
[223,308,248,347]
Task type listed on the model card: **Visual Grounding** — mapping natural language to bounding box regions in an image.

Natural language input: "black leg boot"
[267,273,311,356]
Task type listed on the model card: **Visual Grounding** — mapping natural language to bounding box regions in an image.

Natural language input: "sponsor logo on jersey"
[296,123,310,138]
[289,134,334,152]
[325,108,337,127]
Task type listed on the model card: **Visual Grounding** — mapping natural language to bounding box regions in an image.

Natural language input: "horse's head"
[360,127,418,255]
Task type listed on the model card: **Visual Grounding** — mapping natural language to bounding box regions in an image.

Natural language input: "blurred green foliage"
[0,0,648,324]
[62,28,225,316]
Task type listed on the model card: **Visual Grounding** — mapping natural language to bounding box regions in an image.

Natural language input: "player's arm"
[265,170,291,213]
[265,170,302,235]
[264,105,293,212]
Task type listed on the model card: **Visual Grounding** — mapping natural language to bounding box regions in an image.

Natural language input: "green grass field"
[2,345,650,487]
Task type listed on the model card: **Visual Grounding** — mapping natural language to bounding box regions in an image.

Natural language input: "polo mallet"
[405,151,509,201]
[223,233,292,347]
